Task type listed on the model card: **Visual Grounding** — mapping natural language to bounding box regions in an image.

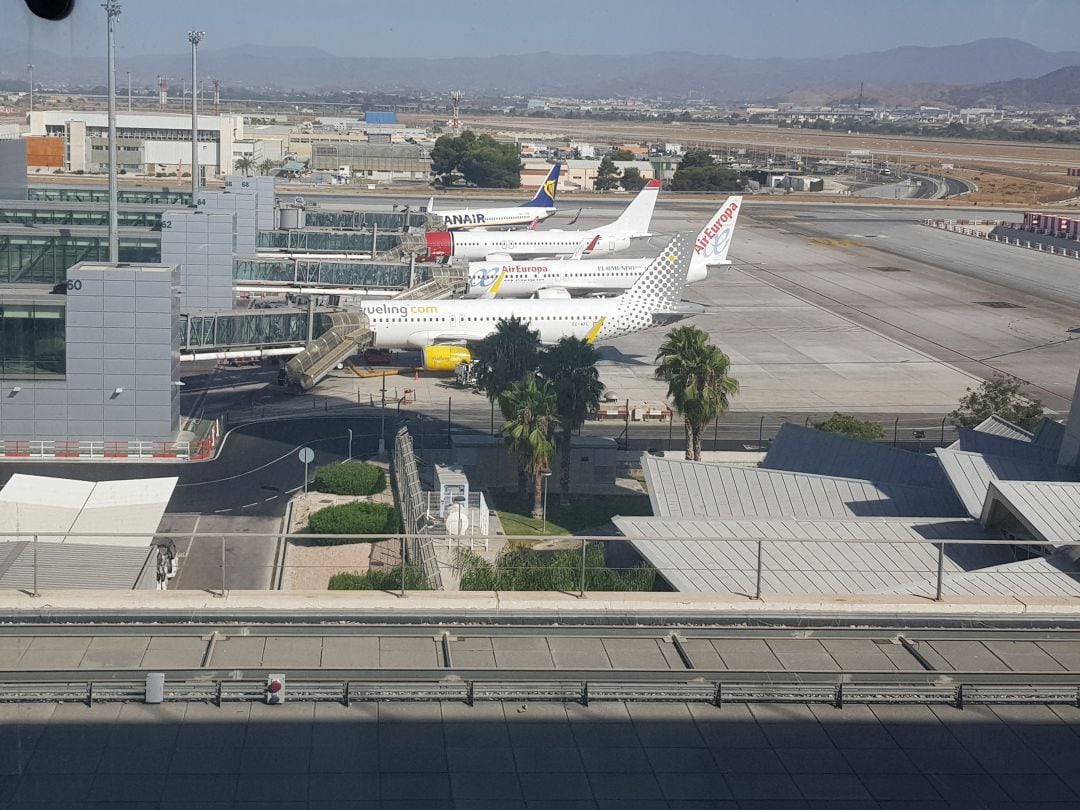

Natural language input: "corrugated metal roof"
[613,516,1002,595]
[954,428,1060,466]
[641,455,963,520]
[981,480,1080,545]
[936,447,1077,519]
[973,415,1034,442]
[0,542,151,590]
[876,556,1080,599]
[1033,418,1067,452]
[763,424,950,488]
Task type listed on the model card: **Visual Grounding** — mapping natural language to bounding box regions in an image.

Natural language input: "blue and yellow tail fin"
[523,163,560,208]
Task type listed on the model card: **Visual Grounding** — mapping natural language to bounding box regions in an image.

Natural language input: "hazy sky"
[17,0,1080,59]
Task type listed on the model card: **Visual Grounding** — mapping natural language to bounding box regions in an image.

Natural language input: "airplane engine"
[534,289,572,299]
[421,345,472,372]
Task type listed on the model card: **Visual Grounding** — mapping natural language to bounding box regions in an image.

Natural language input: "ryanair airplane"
[427,163,560,231]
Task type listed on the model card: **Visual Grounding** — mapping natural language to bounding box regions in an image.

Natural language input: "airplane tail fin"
[427,195,435,212]
[688,196,742,281]
[523,163,560,208]
[622,233,691,312]
[596,179,660,237]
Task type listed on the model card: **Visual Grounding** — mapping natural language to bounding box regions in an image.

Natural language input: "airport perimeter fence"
[0,532,1070,604]
[217,395,964,456]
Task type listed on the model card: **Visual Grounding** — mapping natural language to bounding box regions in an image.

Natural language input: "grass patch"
[328,566,429,590]
[491,492,653,537]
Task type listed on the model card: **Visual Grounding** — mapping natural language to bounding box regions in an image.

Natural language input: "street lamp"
[187,30,205,201]
[540,469,553,532]
[103,0,121,262]
[26,64,33,116]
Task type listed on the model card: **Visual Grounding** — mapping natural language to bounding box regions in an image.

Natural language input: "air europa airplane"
[423,180,661,261]
[360,232,702,372]
[427,163,560,231]
[463,197,742,299]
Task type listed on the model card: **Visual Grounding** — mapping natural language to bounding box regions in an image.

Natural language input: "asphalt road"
[0,416,381,517]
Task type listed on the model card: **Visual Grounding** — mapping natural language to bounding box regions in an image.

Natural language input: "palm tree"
[539,337,604,503]
[257,158,277,176]
[472,316,541,418]
[654,326,739,461]
[234,155,255,177]
[500,376,561,518]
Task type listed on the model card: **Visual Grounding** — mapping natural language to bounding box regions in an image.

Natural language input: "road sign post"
[298,446,315,493]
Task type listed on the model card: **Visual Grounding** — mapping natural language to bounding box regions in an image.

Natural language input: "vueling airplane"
[424,180,660,261]
[360,232,701,371]
[464,196,742,299]
[427,163,560,231]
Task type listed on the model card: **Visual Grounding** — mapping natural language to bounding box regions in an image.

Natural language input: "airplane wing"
[484,252,513,262]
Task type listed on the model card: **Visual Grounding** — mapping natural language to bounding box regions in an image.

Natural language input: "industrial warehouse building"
[27,111,245,178]
[309,142,431,183]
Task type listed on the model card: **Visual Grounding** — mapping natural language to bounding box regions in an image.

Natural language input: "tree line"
[471,319,740,517]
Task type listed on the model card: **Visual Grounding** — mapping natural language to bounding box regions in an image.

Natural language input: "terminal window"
[0,303,66,378]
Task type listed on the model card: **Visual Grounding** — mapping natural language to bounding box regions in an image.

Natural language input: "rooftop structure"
[622,402,1080,597]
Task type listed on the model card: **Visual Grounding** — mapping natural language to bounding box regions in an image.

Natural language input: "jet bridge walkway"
[178,307,369,371]
[285,310,372,390]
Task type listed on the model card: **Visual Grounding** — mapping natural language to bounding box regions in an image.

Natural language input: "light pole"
[104,0,121,262]
[379,371,387,457]
[26,64,33,116]
[188,30,205,201]
[541,469,552,533]
[126,70,131,112]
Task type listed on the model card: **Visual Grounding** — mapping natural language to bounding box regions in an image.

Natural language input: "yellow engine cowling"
[421,345,473,372]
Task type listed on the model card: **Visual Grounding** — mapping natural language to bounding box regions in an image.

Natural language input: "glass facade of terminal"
[0,300,66,378]
[0,236,161,285]
[0,206,162,228]
[27,187,191,205]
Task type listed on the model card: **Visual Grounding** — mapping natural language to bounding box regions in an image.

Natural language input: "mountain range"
[947,65,1080,106]
[1,37,1078,103]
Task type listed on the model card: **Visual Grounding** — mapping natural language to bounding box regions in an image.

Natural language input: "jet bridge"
[178,307,371,373]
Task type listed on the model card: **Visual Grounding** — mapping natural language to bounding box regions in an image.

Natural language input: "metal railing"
[1,532,1072,603]
[1,675,1077,708]
[923,219,1080,260]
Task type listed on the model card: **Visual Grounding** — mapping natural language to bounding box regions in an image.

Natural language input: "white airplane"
[427,163,560,231]
[423,180,661,261]
[463,196,742,299]
[359,232,702,371]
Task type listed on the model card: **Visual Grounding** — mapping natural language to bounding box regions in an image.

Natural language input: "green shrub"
[456,543,655,592]
[329,566,429,590]
[307,501,398,544]
[313,462,386,496]
[813,413,884,441]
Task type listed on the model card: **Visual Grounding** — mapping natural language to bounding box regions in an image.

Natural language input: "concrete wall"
[222,175,276,230]
[0,263,180,442]
[0,139,27,200]
[197,187,258,258]
[160,209,234,311]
